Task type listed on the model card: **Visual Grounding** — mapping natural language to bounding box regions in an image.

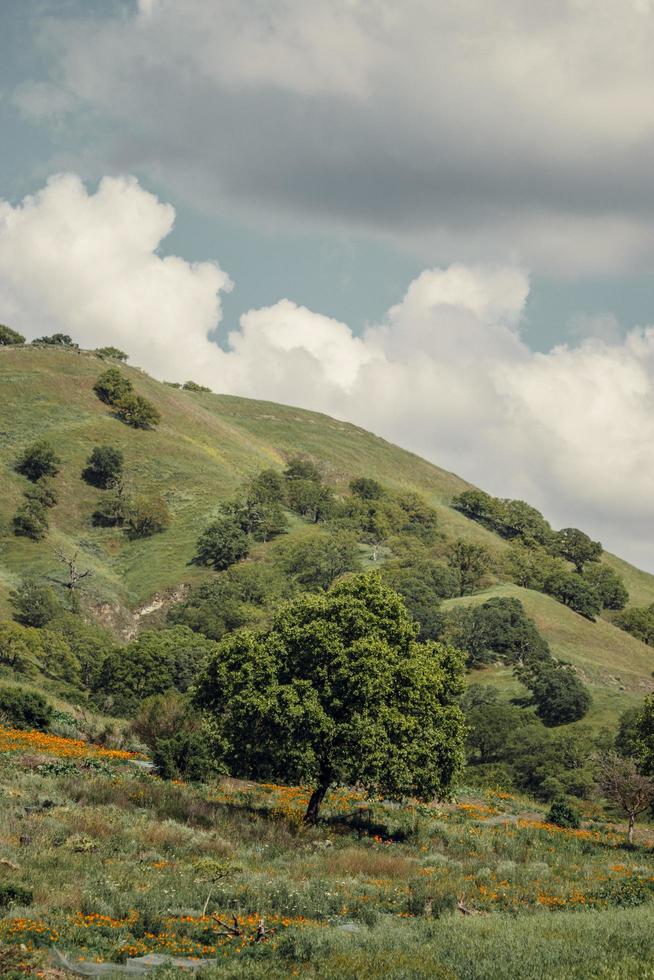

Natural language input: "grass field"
[3,726,654,979]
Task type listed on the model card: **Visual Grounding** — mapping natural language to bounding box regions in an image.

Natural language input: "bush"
[10,579,62,628]
[544,569,602,619]
[0,686,52,730]
[95,346,128,361]
[447,540,491,595]
[519,663,592,726]
[114,393,161,429]
[153,730,217,782]
[614,605,654,646]
[131,692,198,748]
[24,477,58,509]
[582,564,629,610]
[272,527,361,591]
[94,367,134,405]
[0,883,33,908]
[194,515,249,570]
[547,797,581,829]
[92,490,128,527]
[350,477,384,500]
[82,445,124,488]
[97,626,218,715]
[12,501,49,540]
[15,440,61,482]
[125,495,170,538]
[182,380,211,392]
[32,333,77,347]
[0,324,25,345]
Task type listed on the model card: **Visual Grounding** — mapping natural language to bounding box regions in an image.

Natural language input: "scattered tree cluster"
[438,596,591,726]
[453,490,627,619]
[32,333,78,347]
[93,368,161,429]
[12,440,61,540]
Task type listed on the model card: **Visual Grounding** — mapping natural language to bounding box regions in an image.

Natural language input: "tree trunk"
[304,779,330,824]
[628,812,636,845]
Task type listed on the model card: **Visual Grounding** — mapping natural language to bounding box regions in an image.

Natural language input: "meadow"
[2,724,654,979]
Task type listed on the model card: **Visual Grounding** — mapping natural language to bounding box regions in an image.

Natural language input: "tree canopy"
[0,324,25,345]
[15,440,61,482]
[82,445,124,488]
[194,572,467,821]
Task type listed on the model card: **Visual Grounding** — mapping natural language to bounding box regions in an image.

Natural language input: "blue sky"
[2,0,654,568]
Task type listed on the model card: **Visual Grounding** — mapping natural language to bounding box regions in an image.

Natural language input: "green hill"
[1,344,653,723]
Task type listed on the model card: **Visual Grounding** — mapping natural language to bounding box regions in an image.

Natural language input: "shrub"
[153,730,217,782]
[125,495,170,538]
[10,579,62,628]
[582,564,629,610]
[0,324,25,345]
[194,514,249,570]
[182,380,211,392]
[82,445,124,488]
[0,883,33,908]
[544,569,602,619]
[24,477,58,509]
[15,440,61,482]
[272,527,361,591]
[93,367,133,404]
[12,501,49,540]
[0,685,52,730]
[614,605,654,646]
[350,477,384,500]
[114,393,161,429]
[284,456,323,483]
[447,540,491,595]
[32,333,77,347]
[519,662,592,726]
[547,797,581,829]
[95,346,128,361]
[131,692,198,748]
[92,490,128,527]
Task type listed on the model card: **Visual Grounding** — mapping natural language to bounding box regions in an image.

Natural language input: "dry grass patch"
[323,847,415,880]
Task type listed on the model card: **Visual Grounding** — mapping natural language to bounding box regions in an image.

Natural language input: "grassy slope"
[1,345,653,721]
[0,346,479,616]
[443,584,654,726]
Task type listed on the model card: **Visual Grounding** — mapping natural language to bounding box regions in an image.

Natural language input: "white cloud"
[18,0,654,274]
[0,174,231,379]
[1,173,654,570]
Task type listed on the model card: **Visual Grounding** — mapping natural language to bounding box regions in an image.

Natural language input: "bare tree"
[53,549,93,601]
[596,751,654,845]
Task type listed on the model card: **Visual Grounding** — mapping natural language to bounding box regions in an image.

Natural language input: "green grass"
[3,743,654,979]
[0,346,476,618]
[2,345,654,727]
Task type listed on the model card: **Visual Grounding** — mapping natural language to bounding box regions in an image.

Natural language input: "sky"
[1,0,654,570]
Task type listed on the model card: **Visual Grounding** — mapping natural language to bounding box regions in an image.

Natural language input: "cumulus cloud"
[1,173,654,570]
[0,173,232,378]
[17,0,654,274]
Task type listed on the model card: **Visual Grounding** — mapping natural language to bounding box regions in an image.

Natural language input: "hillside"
[1,344,654,724]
